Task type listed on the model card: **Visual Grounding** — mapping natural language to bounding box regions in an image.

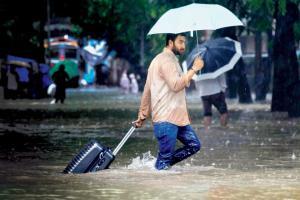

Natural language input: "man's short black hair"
[165,33,186,46]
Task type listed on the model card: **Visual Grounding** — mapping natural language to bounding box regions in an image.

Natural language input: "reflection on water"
[1,90,300,199]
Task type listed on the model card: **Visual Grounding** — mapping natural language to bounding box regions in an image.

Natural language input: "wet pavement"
[0,87,300,200]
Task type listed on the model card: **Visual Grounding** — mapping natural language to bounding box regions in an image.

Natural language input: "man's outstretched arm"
[133,74,151,128]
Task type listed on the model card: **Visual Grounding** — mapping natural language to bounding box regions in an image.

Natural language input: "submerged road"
[0,87,300,199]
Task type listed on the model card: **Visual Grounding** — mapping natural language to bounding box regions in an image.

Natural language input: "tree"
[247,0,274,101]
[212,0,253,103]
[82,0,162,66]
[0,0,46,61]
[271,0,299,116]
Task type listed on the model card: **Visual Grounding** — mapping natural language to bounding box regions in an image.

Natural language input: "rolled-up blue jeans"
[153,122,201,170]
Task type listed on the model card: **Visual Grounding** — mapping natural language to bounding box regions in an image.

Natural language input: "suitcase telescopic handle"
[112,126,136,156]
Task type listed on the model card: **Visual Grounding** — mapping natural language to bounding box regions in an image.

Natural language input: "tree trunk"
[254,31,264,101]
[236,58,253,103]
[254,32,272,101]
[271,1,299,113]
[139,28,145,67]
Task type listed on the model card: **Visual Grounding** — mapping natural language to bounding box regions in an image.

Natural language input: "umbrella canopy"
[186,37,242,81]
[6,60,31,68]
[50,60,79,79]
[6,55,38,69]
[148,3,243,35]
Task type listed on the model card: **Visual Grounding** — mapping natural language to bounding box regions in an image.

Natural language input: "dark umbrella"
[50,60,80,88]
[186,37,242,81]
[50,60,79,79]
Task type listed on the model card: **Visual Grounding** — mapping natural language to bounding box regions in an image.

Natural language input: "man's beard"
[172,46,184,56]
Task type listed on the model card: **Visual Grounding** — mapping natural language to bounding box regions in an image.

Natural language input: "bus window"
[65,49,77,59]
[49,48,59,58]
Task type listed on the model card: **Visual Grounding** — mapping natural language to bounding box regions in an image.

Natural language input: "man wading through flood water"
[133,33,204,170]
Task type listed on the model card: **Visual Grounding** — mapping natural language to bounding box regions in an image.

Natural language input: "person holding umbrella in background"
[186,37,242,130]
[133,33,204,170]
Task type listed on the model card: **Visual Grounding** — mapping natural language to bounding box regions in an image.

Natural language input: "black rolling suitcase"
[63,126,135,174]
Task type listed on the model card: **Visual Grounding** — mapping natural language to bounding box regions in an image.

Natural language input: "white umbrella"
[148,3,243,35]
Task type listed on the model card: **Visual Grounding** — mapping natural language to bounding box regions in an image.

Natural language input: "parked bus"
[44,35,80,67]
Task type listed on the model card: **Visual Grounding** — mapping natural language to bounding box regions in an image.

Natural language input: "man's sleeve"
[138,73,151,120]
[160,61,190,92]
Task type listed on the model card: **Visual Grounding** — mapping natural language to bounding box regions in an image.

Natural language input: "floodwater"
[0,88,300,200]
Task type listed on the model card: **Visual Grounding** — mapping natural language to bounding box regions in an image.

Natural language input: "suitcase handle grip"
[112,126,135,156]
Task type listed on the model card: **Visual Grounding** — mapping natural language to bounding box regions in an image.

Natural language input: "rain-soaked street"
[1,88,300,200]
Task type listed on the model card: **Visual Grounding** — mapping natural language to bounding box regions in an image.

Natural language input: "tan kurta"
[138,48,192,126]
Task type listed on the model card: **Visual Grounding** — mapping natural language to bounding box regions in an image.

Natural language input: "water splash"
[292,153,296,160]
[127,151,156,170]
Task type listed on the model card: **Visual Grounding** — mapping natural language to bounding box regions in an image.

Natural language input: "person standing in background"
[120,72,130,94]
[195,74,228,130]
[129,73,139,94]
[52,64,69,104]
[6,66,18,99]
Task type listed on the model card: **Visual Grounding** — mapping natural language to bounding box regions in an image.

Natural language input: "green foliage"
[30,36,41,48]
[278,0,287,15]
[2,19,15,39]
[1,0,299,67]
[71,24,83,37]
[246,0,274,31]
[80,0,299,68]
[294,21,300,41]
